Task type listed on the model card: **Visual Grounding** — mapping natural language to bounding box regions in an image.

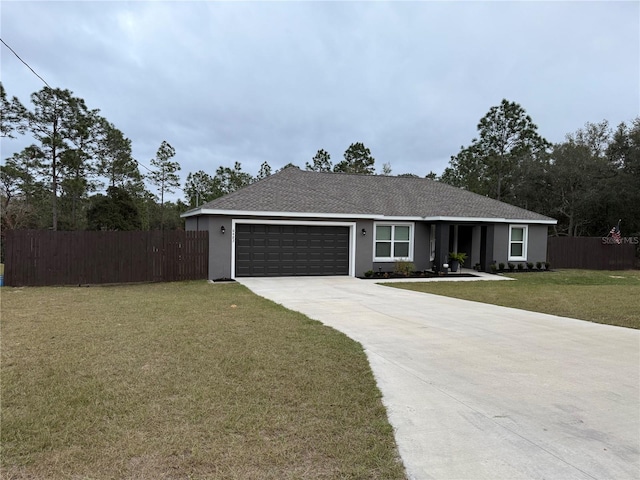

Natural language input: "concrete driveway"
[237,276,640,480]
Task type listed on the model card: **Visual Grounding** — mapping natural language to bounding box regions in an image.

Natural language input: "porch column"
[479,225,495,272]
[433,223,450,273]
[452,225,459,253]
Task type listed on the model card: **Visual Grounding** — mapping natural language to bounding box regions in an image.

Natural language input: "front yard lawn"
[1,282,406,479]
[386,269,640,329]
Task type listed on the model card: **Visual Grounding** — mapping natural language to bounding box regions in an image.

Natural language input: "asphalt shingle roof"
[191,167,555,222]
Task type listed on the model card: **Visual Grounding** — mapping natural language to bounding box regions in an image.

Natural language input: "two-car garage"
[234,223,351,277]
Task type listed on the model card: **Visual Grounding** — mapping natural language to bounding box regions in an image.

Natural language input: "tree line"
[2,84,638,238]
[440,99,639,237]
[0,83,391,232]
[183,141,393,207]
[1,83,184,232]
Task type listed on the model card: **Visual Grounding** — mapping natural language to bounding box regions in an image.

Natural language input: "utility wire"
[134,159,153,173]
[1,37,51,88]
[0,38,181,190]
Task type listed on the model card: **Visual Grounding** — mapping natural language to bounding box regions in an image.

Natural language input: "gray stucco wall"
[186,214,551,278]
[211,217,233,279]
[186,215,233,279]
[471,226,482,267]
[492,223,549,266]
[527,225,549,264]
[493,224,509,265]
[413,222,431,271]
[355,220,374,277]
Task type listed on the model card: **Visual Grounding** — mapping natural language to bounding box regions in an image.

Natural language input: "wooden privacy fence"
[3,230,209,286]
[547,236,637,270]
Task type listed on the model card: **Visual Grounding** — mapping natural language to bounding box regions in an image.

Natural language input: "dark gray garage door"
[235,224,350,277]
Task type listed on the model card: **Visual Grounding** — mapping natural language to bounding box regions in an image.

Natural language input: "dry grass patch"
[1,282,405,479]
[386,269,640,329]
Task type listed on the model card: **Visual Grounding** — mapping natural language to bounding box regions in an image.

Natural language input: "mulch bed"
[360,271,479,279]
[497,269,552,274]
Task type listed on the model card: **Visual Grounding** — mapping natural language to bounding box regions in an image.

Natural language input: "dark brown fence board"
[548,237,636,270]
[4,230,208,286]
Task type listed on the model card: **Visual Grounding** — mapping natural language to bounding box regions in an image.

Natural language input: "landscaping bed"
[360,271,478,279]
[484,261,552,274]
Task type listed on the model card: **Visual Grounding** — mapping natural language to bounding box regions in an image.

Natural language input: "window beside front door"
[508,225,528,261]
[429,224,436,261]
[374,223,413,261]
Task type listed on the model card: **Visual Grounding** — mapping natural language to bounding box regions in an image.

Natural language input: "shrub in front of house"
[517,263,524,271]
[526,262,534,270]
[498,262,505,271]
[393,260,415,277]
[508,263,515,271]
[536,261,543,270]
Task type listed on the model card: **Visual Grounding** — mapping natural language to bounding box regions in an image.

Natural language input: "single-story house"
[182,167,556,279]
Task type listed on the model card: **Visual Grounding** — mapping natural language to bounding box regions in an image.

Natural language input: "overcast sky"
[1,0,638,201]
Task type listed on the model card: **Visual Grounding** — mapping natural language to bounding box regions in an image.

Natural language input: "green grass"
[385,269,640,329]
[1,282,406,479]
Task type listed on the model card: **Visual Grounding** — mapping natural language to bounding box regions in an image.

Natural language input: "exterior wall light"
[361,228,366,236]
[220,226,226,234]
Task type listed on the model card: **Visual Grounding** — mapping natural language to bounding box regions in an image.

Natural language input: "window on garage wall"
[374,223,414,261]
[508,225,528,261]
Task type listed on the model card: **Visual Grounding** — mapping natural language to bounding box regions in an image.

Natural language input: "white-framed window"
[374,223,414,261]
[508,225,528,261]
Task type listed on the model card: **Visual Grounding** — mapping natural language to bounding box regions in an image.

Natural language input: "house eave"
[181,208,379,219]
[181,208,556,225]
[421,216,557,225]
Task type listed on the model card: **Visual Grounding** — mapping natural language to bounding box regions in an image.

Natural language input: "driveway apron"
[237,276,640,480]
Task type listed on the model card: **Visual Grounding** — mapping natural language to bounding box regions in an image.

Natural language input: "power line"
[0,38,183,191]
[0,37,51,89]
[134,159,153,173]
[133,160,185,192]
